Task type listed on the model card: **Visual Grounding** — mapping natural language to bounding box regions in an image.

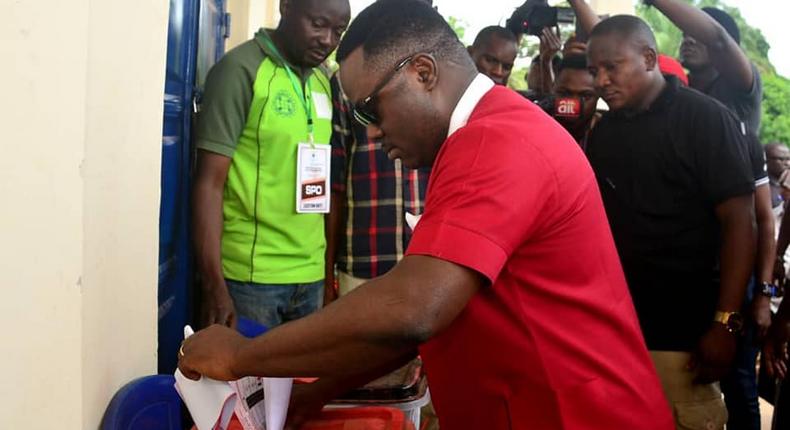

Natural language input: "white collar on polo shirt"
[446,73,495,139]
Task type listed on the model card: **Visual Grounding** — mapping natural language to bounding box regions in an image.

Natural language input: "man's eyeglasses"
[352,55,413,127]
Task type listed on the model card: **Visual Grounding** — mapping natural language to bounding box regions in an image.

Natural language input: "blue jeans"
[226,279,323,330]
[721,279,761,430]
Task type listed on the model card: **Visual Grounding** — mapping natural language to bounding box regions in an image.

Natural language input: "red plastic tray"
[224,406,414,430]
[302,407,415,430]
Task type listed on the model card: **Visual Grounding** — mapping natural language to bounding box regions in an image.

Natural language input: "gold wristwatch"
[713,311,744,335]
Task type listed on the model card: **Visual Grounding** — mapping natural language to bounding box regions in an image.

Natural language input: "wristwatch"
[755,282,782,298]
[713,311,744,334]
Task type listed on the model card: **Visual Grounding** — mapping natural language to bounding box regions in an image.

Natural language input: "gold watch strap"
[713,311,735,325]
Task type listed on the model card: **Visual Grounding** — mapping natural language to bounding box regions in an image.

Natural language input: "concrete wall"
[0,0,166,427]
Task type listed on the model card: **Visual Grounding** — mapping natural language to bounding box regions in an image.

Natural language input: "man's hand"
[539,27,562,63]
[764,314,790,379]
[562,35,587,57]
[690,324,737,384]
[751,294,773,340]
[284,383,332,430]
[201,280,237,328]
[178,324,248,381]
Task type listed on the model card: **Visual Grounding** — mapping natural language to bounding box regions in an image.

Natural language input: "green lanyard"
[283,66,314,142]
[263,36,315,142]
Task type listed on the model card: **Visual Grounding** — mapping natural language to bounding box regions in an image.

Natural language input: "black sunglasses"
[352,55,414,126]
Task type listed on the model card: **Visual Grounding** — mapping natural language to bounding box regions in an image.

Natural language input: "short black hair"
[703,7,741,45]
[589,15,657,52]
[557,54,587,73]
[472,26,518,48]
[336,0,470,71]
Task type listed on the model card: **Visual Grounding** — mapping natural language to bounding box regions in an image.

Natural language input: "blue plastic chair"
[101,318,267,429]
[236,317,267,338]
[100,375,182,430]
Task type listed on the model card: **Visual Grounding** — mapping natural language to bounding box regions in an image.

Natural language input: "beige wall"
[227,0,252,49]
[227,0,280,50]
[0,0,166,428]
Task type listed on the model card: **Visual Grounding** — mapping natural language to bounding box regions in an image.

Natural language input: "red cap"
[658,54,688,86]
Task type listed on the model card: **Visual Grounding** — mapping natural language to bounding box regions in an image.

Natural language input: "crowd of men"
[178,0,790,428]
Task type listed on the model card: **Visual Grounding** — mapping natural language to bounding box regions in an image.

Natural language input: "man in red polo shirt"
[178,2,674,428]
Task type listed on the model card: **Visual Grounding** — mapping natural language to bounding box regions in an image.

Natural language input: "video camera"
[506,0,576,36]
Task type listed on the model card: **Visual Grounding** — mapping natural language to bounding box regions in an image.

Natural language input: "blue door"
[159,0,228,374]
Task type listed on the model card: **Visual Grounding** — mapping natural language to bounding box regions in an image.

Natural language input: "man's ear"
[412,53,439,90]
[644,47,658,72]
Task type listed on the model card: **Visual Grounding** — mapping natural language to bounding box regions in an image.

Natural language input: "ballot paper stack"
[174,326,293,430]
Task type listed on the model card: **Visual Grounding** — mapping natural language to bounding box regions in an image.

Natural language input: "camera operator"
[542,53,599,148]
[507,0,568,98]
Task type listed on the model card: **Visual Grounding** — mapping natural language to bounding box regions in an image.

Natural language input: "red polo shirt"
[407,85,673,429]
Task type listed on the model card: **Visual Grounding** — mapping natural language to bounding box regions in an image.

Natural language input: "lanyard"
[262,36,315,143]
[283,66,314,142]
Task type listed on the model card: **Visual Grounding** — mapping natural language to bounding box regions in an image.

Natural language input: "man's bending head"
[337,0,476,168]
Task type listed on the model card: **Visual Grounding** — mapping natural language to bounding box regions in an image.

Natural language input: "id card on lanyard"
[296,143,331,213]
[266,34,332,214]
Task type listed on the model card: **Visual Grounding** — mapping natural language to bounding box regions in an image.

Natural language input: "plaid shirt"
[330,75,429,279]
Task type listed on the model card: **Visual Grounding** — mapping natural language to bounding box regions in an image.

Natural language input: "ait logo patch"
[273,90,296,117]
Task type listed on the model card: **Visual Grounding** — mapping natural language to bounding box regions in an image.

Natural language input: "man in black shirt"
[586,15,756,430]
[641,3,767,427]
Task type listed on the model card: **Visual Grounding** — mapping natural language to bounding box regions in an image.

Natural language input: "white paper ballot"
[406,212,422,230]
[263,378,293,430]
[174,325,237,430]
[174,325,294,430]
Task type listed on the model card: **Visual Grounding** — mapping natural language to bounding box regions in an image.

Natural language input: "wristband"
[756,282,781,297]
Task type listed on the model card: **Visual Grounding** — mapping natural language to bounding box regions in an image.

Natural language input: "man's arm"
[752,184,775,338]
[538,27,562,95]
[179,254,484,380]
[716,193,756,312]
[649,0,754,92]
[193,151,236,327]
[694,193,756,383]
[324,191,345,305]
[568,0,602,36]
[325,75,351,306]
[764,297,790,378]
